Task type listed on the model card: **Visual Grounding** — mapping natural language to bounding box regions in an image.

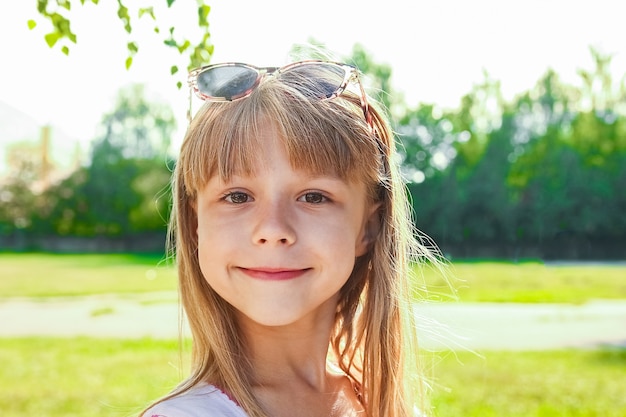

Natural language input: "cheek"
[313,222,362,264]
[196,232,230,296]
[196,216,227,268]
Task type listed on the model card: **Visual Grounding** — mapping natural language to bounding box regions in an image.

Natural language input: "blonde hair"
[146,66,440,417]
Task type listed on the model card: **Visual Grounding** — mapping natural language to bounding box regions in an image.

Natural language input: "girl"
[142,59,441,417]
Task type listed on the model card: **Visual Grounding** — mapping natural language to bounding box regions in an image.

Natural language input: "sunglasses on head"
[187,60,372,128]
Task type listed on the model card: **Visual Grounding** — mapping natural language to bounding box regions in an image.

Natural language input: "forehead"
[181,93,381,199]
[216,117,350,180]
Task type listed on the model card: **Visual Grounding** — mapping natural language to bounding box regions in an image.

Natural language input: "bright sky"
[1,0,625,154]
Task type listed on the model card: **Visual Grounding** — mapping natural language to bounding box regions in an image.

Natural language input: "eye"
[223,191,251,204]
[299,192,328,204]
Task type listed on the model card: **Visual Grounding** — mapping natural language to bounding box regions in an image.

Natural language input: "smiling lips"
[239,267,310,281]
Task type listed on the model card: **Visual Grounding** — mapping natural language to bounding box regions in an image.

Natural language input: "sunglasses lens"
[196,65,259,100]
[282,63,348,99]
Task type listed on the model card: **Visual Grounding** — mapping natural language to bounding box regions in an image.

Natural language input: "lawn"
[0,337,624,417]
[0,253,177,297]
[416,260,626,303]
[428,348,626,416]
[1,254,625,416]
[1,253,625,303]
[0,337,184,417]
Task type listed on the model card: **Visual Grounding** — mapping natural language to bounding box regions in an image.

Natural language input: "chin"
[238,309,314,329]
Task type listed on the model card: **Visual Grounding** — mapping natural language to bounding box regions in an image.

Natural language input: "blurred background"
[1,0,625,258]
[0,1,625,416]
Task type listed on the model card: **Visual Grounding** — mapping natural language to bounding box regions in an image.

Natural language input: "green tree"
[452,71,506,171]
[35,84,175,237]
[95,84,175,160]
[507,70,579,191]
[577,47,624,114]
[398,73,508,249]
[0,142,40,235]
[458,114,516,243]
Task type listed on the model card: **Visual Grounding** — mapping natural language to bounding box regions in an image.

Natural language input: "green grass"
[1,253,625,303]
[0,253,177,297]
[0,337,187,417]
[428,348,626,417]
[416,261,626,303]
[0,337,624,417]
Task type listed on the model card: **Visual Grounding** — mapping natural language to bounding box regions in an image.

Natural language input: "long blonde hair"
[147,65,439,417]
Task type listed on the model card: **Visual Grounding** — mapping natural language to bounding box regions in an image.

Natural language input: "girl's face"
[195,121,378,328]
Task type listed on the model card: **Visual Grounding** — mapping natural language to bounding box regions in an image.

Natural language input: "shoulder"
[142,383,248,417]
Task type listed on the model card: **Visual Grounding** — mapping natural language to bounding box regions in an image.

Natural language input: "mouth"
[238,267,311,281]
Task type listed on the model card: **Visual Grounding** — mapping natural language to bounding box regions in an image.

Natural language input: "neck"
[234,301,367,417]
[237,301,337,391]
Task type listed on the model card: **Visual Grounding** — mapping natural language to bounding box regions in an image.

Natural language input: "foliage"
[30,0,214,87]
[0,84,175,241]
[94,84,175,161]
[2,44,625,258]
[384,47,626,259]
[43,85,174,237]
[0,142,40,233]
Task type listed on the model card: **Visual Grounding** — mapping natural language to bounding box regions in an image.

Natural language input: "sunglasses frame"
[187,60,372,128]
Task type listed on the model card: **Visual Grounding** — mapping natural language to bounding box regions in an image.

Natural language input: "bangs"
[180,78,382,196]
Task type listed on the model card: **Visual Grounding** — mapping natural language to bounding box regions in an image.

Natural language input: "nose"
[251,200,296,246]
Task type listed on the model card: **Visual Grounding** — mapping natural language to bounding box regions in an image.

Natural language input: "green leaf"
[170,65,178,75]
[117,3,132,33]
[125,56,133,70]
[176,81,182,89]
[36,0,47,13]
[197,4,211,26]
[177,40,190,53]
[49,12,68,29]
[127,41,139,54]
[163,39,177,47]
[44,32,60,48]
[138,7,155,20]
[27,20,37,30]
[166,0,176,7]
[61,45,70,55]
[117,3,129,19]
